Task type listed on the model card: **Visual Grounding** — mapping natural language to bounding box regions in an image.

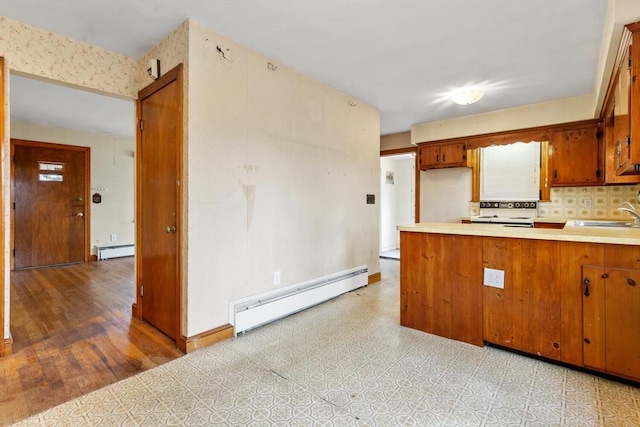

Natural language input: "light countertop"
[397,220,640,245]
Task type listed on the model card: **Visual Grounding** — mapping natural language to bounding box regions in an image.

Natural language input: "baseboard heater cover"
[96,243,135,260]
[230,265,368,336]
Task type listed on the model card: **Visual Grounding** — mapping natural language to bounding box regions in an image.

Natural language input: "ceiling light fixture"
[451,88,485,105]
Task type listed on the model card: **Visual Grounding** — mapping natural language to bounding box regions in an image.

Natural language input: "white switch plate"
[110,234,117,242]
[484,268,505,289]
[273,271,281,286]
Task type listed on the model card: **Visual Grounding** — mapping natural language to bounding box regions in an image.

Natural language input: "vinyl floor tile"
[12,259,640,426]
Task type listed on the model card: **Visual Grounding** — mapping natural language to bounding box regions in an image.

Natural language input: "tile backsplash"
[539,185,640,219]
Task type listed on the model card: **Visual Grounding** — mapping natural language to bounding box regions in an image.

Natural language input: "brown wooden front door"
[136,65,182,343]
[12,140,88,269]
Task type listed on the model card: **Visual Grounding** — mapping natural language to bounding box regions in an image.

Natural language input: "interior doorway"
[12,139,89,269]
[7,74,136,354]
[380,153,416,259]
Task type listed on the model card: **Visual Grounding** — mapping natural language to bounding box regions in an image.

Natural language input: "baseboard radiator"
[96,243,135,260]
[230,265,368,336]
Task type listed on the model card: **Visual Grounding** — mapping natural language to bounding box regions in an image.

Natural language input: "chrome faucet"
[617,200,640,227]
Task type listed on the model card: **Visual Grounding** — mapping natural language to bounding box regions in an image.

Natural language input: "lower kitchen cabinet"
[400,231,640,382]
[400,232,483,346]
[583,266,640,381]
[482,238,563,361]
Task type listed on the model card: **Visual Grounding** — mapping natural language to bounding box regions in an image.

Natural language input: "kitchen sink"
[573,220,631,228]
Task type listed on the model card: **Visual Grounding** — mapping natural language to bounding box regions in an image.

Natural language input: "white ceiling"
[1,0,609,138]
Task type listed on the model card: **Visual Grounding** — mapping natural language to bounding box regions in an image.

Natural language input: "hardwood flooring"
[0,257,183,426]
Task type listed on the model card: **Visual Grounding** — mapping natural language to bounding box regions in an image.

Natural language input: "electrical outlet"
[484,268,504,289]
[273,271,281,286]
[110,234,117,242]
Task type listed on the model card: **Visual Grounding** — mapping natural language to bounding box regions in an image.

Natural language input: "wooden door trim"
[10,139,91,269]
[0,56,6,356]
[134,64,184,351]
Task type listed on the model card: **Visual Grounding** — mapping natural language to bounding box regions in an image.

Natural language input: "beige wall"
[10,121,135,253]
[411,95,594,143]
[0,16,138,98]
[182,21,380,335]
[381,131,412,151]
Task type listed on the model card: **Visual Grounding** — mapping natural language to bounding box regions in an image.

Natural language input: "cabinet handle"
[442,154,446,162]
[553,169,558,180]
[436,154,439,163]
[627,277,637,287]
[584,277,590,297]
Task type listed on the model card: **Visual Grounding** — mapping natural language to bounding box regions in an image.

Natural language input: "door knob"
[76,212,84,217]
[165,225,177,233]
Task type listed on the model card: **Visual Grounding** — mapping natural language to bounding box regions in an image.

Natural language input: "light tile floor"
[13,259,640,426]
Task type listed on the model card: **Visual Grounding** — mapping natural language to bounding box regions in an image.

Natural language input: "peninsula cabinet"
[548,121,602,186]
[400,229,640,382]
[400,232,483,345]
[417,142,467,170]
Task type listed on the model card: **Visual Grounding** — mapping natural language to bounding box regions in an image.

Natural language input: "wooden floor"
[0,257,183,426]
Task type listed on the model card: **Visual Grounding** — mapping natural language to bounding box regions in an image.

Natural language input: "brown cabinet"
[549,122,601,186]
[400,231,640,381]
[400,232,483,346]
[482,238,563,361]
[602,24,640,182]
[417,142,467,170]
[583,266,640,381]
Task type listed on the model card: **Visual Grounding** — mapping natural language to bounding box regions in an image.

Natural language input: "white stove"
[470,201,538,227]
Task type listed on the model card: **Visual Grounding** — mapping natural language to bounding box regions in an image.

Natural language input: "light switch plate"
[484,267,504,289]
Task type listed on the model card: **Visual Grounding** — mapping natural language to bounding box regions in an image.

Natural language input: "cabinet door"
[615,44,631,173]
[440,143,466,167]
[549,124,601,186]
[582,266,640,381]
[418,145,441,169]
[582,266,606,371]
[602,268,640,380]
[560,243,604,367]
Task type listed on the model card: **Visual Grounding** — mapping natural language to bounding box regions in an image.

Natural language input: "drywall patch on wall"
[0,16,138,98]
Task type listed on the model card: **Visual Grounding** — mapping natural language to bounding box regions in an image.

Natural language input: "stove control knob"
[515,202,521,208]
[507,203,513,208]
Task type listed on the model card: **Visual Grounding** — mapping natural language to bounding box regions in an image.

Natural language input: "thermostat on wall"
[147,59,160,80]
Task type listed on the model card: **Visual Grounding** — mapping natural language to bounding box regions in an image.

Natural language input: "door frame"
[133,64,184,351]
[10,139,91,270]
[0,56,6,355]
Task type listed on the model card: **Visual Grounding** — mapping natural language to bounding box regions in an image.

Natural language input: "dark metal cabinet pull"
[584,277,590,297]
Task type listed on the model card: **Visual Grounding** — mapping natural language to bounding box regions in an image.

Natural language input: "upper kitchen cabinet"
[549,121,602,187]
[417,142,467,170]
[602,23,640,183]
